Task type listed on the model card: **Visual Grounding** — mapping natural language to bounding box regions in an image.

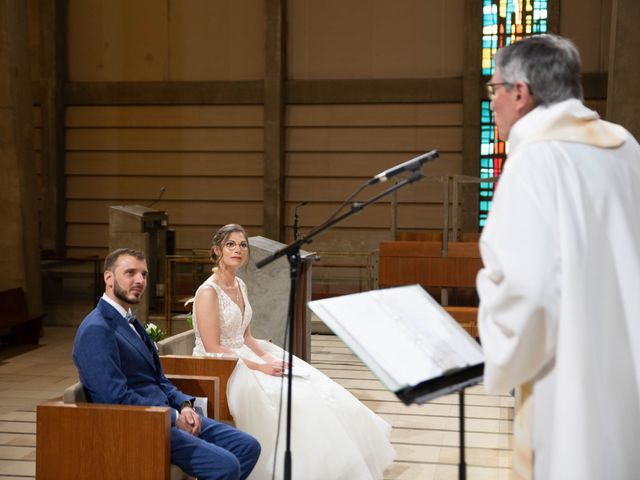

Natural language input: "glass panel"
[479,0,548,226]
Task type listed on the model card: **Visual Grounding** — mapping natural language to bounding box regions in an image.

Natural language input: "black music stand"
[308,285,484,480]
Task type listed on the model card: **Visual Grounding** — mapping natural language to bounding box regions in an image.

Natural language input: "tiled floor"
[0,327,513,479]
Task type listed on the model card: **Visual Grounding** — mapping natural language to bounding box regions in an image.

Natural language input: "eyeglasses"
[223,240,249,251]
[486,82,512,100]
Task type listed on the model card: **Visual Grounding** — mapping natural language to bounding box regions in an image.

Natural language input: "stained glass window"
[479,0,548,226]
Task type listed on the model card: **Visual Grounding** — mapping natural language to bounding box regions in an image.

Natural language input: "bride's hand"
[258,362,285,376]
[261,353,289,369]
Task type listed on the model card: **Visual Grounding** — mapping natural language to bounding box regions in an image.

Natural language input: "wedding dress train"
[192,276,395,480]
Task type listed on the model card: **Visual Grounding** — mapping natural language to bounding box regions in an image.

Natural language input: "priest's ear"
[514,81,536,114]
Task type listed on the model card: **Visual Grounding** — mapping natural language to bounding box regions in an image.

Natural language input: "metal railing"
[389,173,499,252]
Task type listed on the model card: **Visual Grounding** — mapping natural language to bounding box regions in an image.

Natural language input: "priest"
[477,34,640,480]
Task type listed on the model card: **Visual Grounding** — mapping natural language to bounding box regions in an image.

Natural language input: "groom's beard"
[113,278,144,305]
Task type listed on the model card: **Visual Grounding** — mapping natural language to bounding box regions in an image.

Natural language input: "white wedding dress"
[192,276,395,480]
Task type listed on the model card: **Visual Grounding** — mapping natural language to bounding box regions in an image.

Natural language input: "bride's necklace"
[215,274,241,306]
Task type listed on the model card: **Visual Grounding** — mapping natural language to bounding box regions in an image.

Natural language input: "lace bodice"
[192,276,252,351]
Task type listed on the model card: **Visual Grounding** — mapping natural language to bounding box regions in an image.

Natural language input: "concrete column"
[0,0,42,314]
[263,0,286,241]
[607,0,640,139]
[39,0,67,255]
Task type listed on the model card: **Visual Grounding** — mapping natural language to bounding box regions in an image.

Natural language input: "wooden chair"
[157,330,238,422]
[36,374,218,480]
[378,240,483,336]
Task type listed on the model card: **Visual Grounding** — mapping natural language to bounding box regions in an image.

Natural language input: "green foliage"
[184,297,195,329]
[144,322,167,342]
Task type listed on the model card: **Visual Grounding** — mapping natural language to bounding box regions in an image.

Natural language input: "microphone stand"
[256,168,426,480]
[292,202,307,240]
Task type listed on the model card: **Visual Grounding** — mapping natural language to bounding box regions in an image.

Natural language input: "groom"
[73,247,260,480]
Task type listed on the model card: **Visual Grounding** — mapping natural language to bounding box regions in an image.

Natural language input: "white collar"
[101,293,131,319]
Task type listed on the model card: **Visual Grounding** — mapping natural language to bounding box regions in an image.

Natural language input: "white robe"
[477,99,640,480]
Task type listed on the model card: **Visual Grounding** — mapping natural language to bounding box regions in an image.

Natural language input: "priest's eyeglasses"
[486,82,512,100]
[224,240,249,251]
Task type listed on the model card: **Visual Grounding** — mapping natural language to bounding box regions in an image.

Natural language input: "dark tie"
[126,313,154,353]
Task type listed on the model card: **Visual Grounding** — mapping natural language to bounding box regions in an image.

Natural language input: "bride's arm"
[194,287,235,355]
[243,327,269,357]
[243,327,289,370]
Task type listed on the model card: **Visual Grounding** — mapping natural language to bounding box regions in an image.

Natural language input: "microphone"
[147,186,166,208]
[368,150,439,185]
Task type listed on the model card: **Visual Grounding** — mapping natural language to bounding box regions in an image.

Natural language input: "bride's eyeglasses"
[223,240,249,251]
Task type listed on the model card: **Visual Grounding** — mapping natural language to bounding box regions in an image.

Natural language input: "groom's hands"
[177,404,201,436]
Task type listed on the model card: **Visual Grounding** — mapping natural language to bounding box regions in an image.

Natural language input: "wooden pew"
[160,355,237,423]
[378,241,482,336]
[0,287,45,344]
[37,402,174,480]
[157,330,237,422]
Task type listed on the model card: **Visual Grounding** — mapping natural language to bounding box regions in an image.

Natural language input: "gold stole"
[514,107,626,152]
[513,382,534,480]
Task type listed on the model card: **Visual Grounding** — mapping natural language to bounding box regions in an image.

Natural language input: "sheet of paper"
[308,285,483,392]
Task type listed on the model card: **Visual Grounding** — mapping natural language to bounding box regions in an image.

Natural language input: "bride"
[191,224,395,480]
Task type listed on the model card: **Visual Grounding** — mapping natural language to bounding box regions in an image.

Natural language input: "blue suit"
[73,299,260,480]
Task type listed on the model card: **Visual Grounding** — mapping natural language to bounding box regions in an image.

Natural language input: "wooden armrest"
[161,355,238,422]
[165,374,220,420]
[36,401,171,480]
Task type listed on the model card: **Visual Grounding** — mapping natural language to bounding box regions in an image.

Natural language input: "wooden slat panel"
[286,126,462,152]
[36,401,171,480]
[284,203,445,229]
[287,78,463,104]
[285,151,461,177]
[286,177,447,203]
[66,151,264,176]
[66,223,266,253]
[66,80,264,105]
[66,177,263,201]
[66,224,108,247]
[66,247,108,258]
[287,103,463,127]
[67,200,263,226]
[66,105,264,127]
[65,127,263,151]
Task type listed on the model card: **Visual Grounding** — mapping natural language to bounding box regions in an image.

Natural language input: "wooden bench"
[36,375,219,480]
[378,241,483,336]
[157,330,238,422]
[0,287,45,344]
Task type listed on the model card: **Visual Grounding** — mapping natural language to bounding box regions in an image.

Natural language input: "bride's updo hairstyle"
[210,223,250,272]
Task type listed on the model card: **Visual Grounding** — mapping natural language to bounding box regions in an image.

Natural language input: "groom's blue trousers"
[171,416,260,480]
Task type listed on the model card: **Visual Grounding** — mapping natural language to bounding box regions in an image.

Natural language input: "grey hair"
[495,34,583,106]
